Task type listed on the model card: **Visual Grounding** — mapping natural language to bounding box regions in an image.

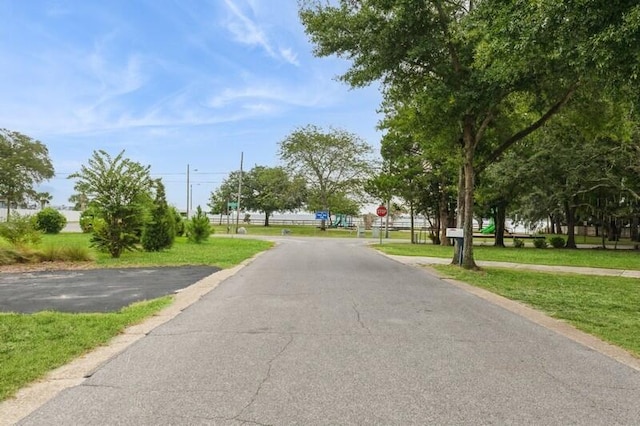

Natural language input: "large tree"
[300,0,638,268]
[245,166,306,226]
[69,150,152,258]
[0,129,54,219]
[279,125,374,229]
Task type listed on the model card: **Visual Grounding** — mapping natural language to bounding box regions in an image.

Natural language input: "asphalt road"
[19,238,640,424]
[0,266,220,313]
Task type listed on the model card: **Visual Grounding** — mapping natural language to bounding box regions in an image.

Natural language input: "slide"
[481,220,495,234]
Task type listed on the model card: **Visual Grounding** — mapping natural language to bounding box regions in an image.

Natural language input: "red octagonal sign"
[376,205,388,217]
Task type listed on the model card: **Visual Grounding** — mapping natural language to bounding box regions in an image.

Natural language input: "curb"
[415,263,640,373]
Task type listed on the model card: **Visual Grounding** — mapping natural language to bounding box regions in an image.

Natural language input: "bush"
[171,207,185,237]
[533,238,548,249]
[34,208,67,234]
[0,247,40,264]
[550,236,565,248]
[79,206,101,233]
[38,245,93,262]
[186,206,212,244]
[0,213,41,246]
[513,238,525,248]
[142,181,175,252]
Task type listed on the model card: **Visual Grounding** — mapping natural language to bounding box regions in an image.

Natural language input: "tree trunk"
[439,190,450,246]
[452,165,465,265]
[264,211,271,227]
[461,122,477,269]
[607,219,618,241]
[631,216,639,249]
[410,202,415,244]
[494,203,506,247]
[555,215,563,235]
[564,202,577,248]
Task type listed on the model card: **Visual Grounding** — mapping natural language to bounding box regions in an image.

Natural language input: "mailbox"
[446,228,464,238]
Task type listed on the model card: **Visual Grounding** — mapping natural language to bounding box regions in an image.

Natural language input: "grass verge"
[33,233,273,269]
[0,297,172,401]
[375,243,640,270]
[432,265,640,358]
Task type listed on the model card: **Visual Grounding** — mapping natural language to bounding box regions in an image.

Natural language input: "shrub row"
[0,245,93,266]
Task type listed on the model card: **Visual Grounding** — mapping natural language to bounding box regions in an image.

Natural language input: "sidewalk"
[387,254,640,278]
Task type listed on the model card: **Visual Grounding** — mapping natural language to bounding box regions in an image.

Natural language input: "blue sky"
[0,0,383,210]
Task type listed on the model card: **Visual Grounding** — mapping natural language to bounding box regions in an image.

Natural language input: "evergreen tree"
[142,180,175,251]
[186,206,211,244]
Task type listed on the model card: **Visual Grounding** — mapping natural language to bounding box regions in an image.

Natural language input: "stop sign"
[376,205,388,217]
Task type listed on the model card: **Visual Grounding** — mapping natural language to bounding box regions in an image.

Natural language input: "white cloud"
[222,0,299,66]
[280,48,300,66]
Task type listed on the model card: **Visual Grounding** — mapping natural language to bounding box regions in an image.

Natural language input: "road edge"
[418,264,640,372]
[0,250,269,426]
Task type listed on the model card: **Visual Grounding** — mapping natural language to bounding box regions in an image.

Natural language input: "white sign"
[445,228,464,238]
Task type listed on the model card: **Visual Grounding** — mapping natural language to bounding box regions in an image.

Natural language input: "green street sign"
[227,201,238,209]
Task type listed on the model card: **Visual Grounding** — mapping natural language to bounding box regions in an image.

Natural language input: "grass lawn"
[375,242,640,270]
[432,265,640,358]
[1,233,273,402]
[209,223,410,239]
[0,297,172,401]
[39,233,273,269]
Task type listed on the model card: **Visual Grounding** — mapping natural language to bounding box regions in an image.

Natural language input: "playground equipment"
[480,218,495,234]
[330,214,353,228]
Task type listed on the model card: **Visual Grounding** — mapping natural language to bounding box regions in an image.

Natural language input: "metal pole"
[186,164,190,219]
[385,200,390,239]
[190,183,193,212]
[235,152,243,233]
[379,216,383,245]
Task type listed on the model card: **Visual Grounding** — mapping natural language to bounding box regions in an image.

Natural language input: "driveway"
[0,266,220,313]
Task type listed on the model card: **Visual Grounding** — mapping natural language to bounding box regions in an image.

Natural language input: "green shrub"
[90,215,139,258]
[0,213,41,246]
[34,208,67,234]
[141,180,175,252]
[533,238,548,249]
[550,236,565,248]
[0,246,40,264]
[513,238,525,248]
[186,206,212,244]
[172,207,185,237]
[79,206,101,233]
[38,245,93,262]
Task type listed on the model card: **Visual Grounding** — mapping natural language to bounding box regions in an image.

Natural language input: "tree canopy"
[300,0,640,266]
[69,150,152,258]
[279,125,374,228]
[0,129,54,219]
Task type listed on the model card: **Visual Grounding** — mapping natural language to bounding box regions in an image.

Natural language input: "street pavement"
[0,266,220,313]
[13,238,640,424]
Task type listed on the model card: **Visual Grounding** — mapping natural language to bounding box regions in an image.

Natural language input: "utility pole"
[235,152,243,233]
[186,164,190,219]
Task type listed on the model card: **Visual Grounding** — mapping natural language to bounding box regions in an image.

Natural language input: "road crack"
[233,334,294,422]
[351,300,372,334]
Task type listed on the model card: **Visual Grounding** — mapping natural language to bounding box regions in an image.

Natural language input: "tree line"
[300,0,640,268]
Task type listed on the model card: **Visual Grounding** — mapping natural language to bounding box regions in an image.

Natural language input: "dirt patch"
[0,261,98,274]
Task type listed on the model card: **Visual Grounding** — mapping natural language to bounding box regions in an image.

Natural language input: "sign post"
[376,205,387,245]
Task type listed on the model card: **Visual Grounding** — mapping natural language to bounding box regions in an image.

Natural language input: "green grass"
[0,233,273,401]
[0,297,172,401]
[37,233,273,269]
[210,223,410,239]
[375,243,640,270]
[432,266,640,358]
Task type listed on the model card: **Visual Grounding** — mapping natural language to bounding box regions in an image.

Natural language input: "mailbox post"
[446,228,464,264]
